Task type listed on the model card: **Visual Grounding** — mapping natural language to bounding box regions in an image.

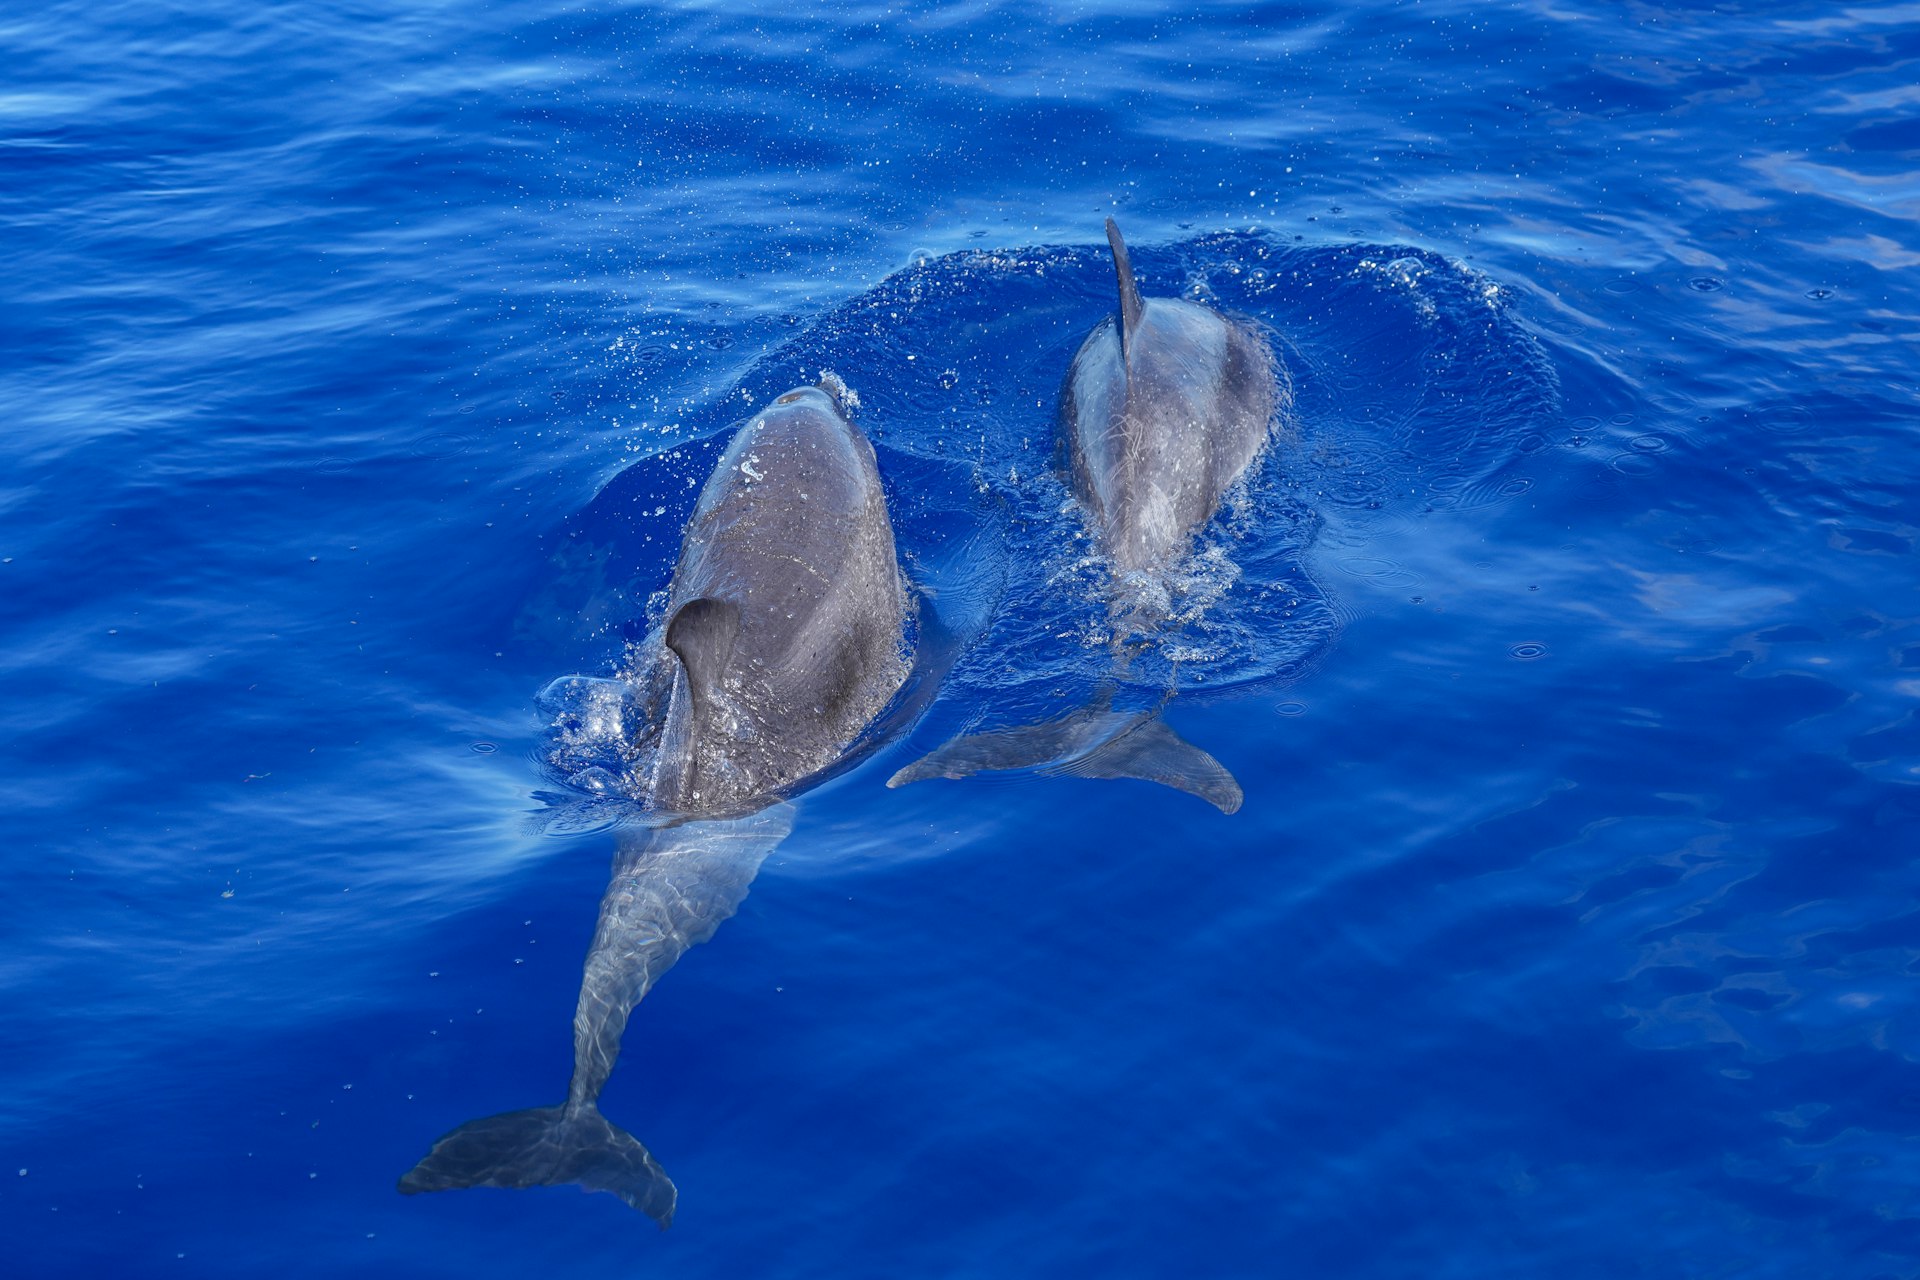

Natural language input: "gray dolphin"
[400,381,911,1227]
[1062,218,1279,590]
[890,220,1281,813]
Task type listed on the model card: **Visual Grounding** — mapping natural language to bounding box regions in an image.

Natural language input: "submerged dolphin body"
[891,220,1281,813]
[401,383,911,1226]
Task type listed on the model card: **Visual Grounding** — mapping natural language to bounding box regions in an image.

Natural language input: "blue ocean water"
[5,0,1919,1274]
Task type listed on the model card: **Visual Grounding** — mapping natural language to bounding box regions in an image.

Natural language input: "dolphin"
[400,380,912,1227]
[889,219,1281,813]
[1061,218,1280,592]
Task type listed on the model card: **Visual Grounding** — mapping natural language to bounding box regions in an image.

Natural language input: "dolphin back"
[1061,220,1281,581]
[652,385,911,813]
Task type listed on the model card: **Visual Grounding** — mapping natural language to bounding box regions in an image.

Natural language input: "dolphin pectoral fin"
[1060,714,1244,815]
[1105,217,1144,360]
[665,596,740,712]
[399,1101,677,1229]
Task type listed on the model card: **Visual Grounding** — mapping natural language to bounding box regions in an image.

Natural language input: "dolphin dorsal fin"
[664,596,740,717]
[1105,217,1145,361]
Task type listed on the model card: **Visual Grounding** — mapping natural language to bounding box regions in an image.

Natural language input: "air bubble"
[567,767,622,795]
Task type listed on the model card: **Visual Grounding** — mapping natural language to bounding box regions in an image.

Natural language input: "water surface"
[4,1,1919,1276]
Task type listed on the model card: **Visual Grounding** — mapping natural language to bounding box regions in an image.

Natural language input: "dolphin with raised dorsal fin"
[890,220,1282,814]
[400,380,913,1227]
[1065,219,1280,586]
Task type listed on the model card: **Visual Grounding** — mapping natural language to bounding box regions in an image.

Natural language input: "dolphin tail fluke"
[887,709,1089,788]
[1060,713,1243,814]
[888,700,1242,814]
[398,1101,677,1229]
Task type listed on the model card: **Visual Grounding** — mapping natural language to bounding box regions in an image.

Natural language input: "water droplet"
[1806,287,1834,300]
[1509,642,1548,661]
[1688,277,1723,292]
